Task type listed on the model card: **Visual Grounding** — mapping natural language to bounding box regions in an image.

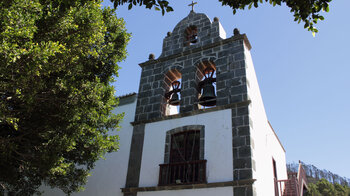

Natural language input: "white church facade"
[43,10,309,196]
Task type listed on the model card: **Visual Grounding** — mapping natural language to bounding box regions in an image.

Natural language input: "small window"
[184,25,198,46]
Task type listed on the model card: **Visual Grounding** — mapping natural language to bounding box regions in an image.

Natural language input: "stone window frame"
[164,125,205,164]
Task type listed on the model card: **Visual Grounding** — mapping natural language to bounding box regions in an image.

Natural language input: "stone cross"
[188,1,197,12]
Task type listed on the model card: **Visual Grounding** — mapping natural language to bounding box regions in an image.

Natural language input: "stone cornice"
[139,34,252,68]
[131,100,251,126]
[121,179,256,193]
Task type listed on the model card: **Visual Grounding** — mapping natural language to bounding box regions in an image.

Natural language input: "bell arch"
[184,25,198,46]
[195,59,217,108]
[162,67,182,116]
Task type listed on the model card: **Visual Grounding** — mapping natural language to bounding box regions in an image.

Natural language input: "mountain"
[287,161,350,186]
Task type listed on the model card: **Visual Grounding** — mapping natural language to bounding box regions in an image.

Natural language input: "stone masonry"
[126,11,255,196]
[135,11,251,122]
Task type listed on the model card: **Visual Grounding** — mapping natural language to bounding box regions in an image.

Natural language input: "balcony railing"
[158,160,207,186]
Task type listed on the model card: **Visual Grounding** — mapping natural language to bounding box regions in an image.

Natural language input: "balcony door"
[159,130,206,185]
[170,130,200,163]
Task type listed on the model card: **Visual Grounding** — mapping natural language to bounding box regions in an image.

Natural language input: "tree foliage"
[305,179,350,196]
[0,0,130,195]
[111,0,331,34]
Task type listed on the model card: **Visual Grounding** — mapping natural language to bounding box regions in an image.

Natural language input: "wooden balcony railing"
[158,160,207,186]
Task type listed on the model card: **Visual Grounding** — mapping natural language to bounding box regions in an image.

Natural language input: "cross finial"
[188,1,197,12]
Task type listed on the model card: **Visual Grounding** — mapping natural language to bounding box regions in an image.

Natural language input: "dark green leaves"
[0,0,129,194]
[111,0,332,34]
[111,0,174,15]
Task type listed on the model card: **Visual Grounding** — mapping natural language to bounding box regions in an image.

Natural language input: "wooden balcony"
[158,160,207,186]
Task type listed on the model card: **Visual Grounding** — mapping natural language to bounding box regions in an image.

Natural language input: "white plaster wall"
[218,21,227,39]
[138,109,233,187]
[139,186,233,196]
[41,99,137,196]
[244,45,288,195]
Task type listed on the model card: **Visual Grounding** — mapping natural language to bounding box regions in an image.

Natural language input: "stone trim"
[231,106,253,181]
[139,34,252,68]
[121,179,256,193]
[131,100,251,126]
[162,64,184,75]
[125,124,145,189]
[164,125,205,163]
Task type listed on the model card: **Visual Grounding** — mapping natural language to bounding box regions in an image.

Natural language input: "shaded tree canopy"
[305,179,350,196]
[111,0,332,34]
[0,0,129,195]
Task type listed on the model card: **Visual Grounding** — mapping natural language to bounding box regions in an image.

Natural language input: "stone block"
[237,106,249,115]
[239,169,253,179]
[238,126,250,136]
[235,68,246,77]
[234,158,252,169]
[239,146,251,157]
[232,116,244,127]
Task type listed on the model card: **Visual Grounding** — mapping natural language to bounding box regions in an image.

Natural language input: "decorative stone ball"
[234,28,240,36]
[213,17,219,22]
[167,32,172,37]
[149,53,155,60]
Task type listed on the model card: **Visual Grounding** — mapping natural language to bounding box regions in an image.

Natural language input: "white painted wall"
[244,44,288,195]
[41,97,137,196]
[139,186,233,196]
[138,109,233,187]
[218,21,227,39]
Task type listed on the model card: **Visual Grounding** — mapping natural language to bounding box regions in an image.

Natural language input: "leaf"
[248,3,253,9]
[154,7,160,11]
[166,6,173,12]
[128,3,132,10]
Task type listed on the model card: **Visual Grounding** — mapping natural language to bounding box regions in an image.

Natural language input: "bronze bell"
[190,34,198,44]
[198,68,216,106]
[199,82,216,106]
[169,92,180,106]
[168,81,181,106]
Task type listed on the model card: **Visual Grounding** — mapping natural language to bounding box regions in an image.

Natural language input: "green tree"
[111,0,331,34]
[306,179,350,196]
[316,179,336,196]
[334,183,348,196]
[0,0,130,195]
[305,183,321,196]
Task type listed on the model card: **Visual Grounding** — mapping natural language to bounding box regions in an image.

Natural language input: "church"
[43,7,308,196]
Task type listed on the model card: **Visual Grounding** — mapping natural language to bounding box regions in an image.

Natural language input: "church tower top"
[156,11,228,58]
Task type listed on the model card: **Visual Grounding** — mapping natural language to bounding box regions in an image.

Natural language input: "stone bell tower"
[123,10,287,196]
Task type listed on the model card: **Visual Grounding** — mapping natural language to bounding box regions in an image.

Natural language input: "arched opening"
[184,25,198,46]
[196,61,216,109]
[164,69,182,116]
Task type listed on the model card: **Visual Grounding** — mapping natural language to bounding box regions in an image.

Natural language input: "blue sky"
[102,0,350,178]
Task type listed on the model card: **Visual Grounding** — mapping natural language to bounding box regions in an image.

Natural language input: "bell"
[199,82,216,106]
[168,81,181,106]
[190,34,198,44]
[169,92,180,106]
